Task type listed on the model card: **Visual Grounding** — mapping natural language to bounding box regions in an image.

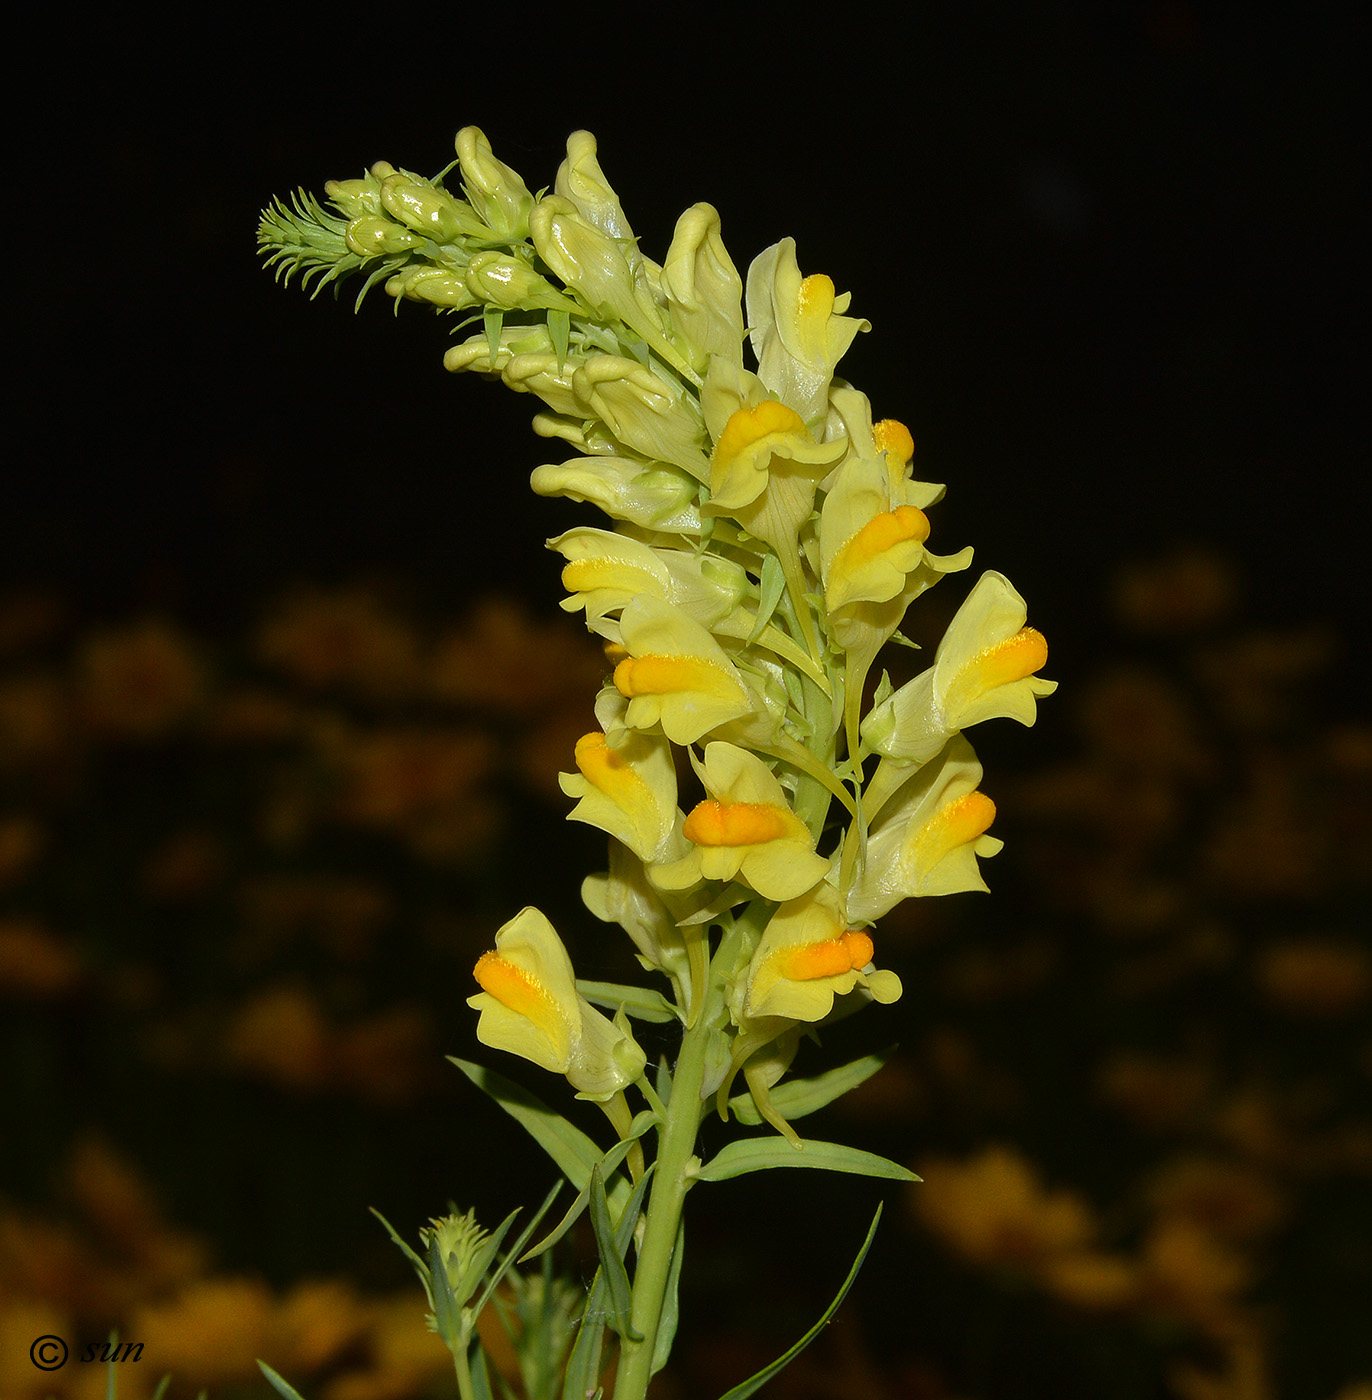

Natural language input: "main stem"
[613,1004,713,1398]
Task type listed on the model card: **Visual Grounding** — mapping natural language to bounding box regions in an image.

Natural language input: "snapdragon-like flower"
[862,569,1057,766]
[558,727,682,866]
[847,736,1002,923]
[611,597,757,745]
[469,907,646,1099]
[743,882,902,1023]
[551,527,749,641]
[746,238,869,426]
[652,742,829,901]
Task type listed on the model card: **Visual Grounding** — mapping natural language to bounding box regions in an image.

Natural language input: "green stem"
[612,996,714,1398]
[453,1340,477,1400]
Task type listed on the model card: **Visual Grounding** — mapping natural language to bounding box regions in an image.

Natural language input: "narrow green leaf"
[655,1054,674,1110]
[472,1182,562,1318]
[749,554,787,643]
[716,1204,885,1399]
[548,308,571,367]
[650,1218,685,1377]
[450,1058,603,1190]
[587,1164,642,1341]
[522,1136,642,1262]
[369,1207,433,1306]
[150,1378,172,1400]
[428,1231,461,1348]
[727,1049,895,1126]
[561,1167,655,1400]
[695,1137,919,1184]
[483,306,505,366]
[577,979,680,1023]
[257,1361,309,1400]
[470,1343,496,1400]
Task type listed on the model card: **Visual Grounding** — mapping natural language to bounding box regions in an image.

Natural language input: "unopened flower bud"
[455,126,534,239]
[345,215,422,256]
[379,173,472,243]
[421,1210,497,1308]
[385,265,477,309]
[325,175,383,219]
[464,250,579,313]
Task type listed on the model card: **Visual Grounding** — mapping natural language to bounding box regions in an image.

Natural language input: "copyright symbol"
[31,1335,68,1370]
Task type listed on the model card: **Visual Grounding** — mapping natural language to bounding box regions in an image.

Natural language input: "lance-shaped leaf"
[523,1114,657,1262]
[587,1163,646,1341]
[258,1363,309,1400]
[727,1048,895,1126]
[561,1167,656,1400]
[715,1204,885,1400]
[694,1136,919,1183]
[651,1219,686,1378]
[576,979,682,1024]
[450,1058,631,1216]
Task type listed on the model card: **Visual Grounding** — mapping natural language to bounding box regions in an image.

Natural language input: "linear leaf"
[727,1049,895,1126]
[450,1058,602,1189]
[522,1133,645,1262]
[587,1164,642,1341]
[576,979,680,1023]
[716,1203,884,1399]
[650,1217,685,1377]
[695,1137,919,1184]
[471,1182,561,1320]
[257,1362,309,1400]
[561,1167,655,1400]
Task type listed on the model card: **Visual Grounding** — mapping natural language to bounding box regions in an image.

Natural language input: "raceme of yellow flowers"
[260,126,1054,1398]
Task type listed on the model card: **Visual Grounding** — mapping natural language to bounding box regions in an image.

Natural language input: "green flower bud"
[324,174,384,219]
[386,265,477,309]
[345,215,422,256]
[455,126,534,239]
[421,1209,498,1308]
[464,250,579,313]
[379,173,473,243]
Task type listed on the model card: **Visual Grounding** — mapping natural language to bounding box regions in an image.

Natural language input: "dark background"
[11,5,1366,663]
[6,6,1368,1397]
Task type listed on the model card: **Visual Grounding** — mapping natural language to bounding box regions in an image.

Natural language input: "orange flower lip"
[942,627,1049,716]
[614,653,731,698]
[682,799,792,847]
[473,951,563,1028]
[771,929,875,982]
[836,504,930,575]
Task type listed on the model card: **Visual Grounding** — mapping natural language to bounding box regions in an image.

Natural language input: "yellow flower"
[652,741,829,901]
[819,457,930,615]
[454,126,534,239]
[570,355,711,479]
[530,195,665,347]
[743,881,901,1022]
[824,386,943,508]
[661,202,744,373]
[559,728,681,864]
[468,907,645,1099]
[530,454,703,535]
[863,570,1056,765]
[582,840,699,1011]
[611,596,756,744]
[708,399,844,512]
[847,735,1001,922]
[746,238,868,424]
[813,441,973,761]
[703,388,846,660]
[551,526,749,640]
